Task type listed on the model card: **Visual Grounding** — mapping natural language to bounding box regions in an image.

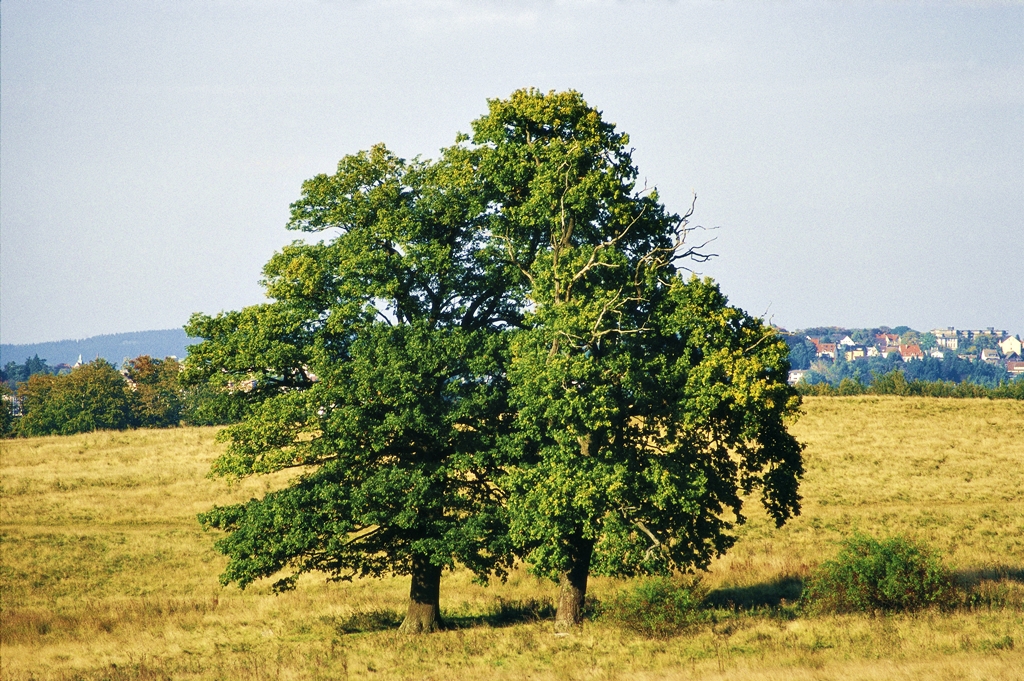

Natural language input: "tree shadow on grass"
[954,566,1024,586]
[954,566,1024,609]
[703,576,804,615]
[331,599,558,635]
[331,609,403,634]
[444,598,556,630]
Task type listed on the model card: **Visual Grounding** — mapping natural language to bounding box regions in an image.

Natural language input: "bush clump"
[804,533,956,613]
[605,577,709,638]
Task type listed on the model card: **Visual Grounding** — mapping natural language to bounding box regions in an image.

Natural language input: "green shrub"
[870,370,911,396]
[804,533,956,613]
[795,381,837,396]
[605,577,709,638]
[837,378,865,395]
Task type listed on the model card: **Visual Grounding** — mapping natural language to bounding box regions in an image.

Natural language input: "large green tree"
[187,89,803,634]
[473,89,804,628]
[185,144,520,632]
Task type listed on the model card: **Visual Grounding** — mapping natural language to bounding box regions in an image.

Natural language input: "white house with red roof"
[899,344,924,361]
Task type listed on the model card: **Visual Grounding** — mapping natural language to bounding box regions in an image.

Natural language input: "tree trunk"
[554,534,594,632]
[399,554,443,634]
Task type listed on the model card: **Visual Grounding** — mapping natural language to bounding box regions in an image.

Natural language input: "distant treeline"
[3,330,1021,439]
[795,369,1024,399]
[1,355,66,389]
[1,356,243,438]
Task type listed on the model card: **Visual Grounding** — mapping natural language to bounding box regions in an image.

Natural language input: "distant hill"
[1,329,198,368]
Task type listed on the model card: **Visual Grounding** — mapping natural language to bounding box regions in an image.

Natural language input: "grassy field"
[1,396,1022,680]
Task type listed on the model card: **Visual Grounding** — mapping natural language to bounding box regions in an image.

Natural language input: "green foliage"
[9,355,190,436]
[795,381,839,396]
[989,379,1024,399]
[186,90,804,628]
[783,336,817,370]
[900,331,921,346]
[836,378,865,396]
[187,142,519,593]
[0,383,15,437]
[476,90,803,584]
[123,356,183,428]
[966,334,999,352]
[803,533,956,613]
[2,355,57,390]
[180,383,248,426]
[870,370,911,396]
[605,577,709,638]
[850,329,873,344]
[16,360,136,436]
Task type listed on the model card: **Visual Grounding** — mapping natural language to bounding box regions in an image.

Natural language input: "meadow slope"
[1,396,1022,680]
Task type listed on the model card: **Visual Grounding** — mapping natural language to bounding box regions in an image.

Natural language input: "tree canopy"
[2,355,58,390]
[470,89,803,627]
[186,88,804,633]
[0,383,15,437]
[9,356,188,437]
[186,143,521,632]
[16,359,136,436]
[123,355,185,428]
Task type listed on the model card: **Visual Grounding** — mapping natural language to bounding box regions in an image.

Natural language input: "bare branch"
[634,519,663,558]
[564,203,649,301]
[590,290,623,337]
[493,231,535,287]
[744,330,778,354]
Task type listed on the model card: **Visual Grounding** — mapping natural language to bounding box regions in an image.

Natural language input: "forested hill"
[0,329,197,367]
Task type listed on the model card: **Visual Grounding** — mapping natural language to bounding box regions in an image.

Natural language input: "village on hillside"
[785,326,1024,385]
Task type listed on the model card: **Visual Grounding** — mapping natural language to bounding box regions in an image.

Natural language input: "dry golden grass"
[2,397,1022,680]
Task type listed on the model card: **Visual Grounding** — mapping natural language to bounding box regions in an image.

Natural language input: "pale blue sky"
[2,0,1022,345]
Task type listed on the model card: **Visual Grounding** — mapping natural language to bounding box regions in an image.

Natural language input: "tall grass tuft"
[804,533,957,614]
